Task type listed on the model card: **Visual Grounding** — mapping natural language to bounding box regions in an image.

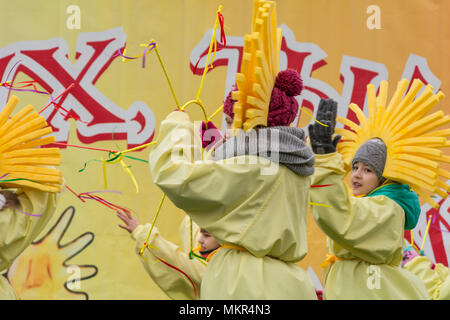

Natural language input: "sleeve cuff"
[131,224,146,240]
[131,224,159,245]
[314,152,346,173]
[314,152,339,163]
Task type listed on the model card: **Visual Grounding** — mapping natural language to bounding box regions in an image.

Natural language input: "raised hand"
[308,99,341,154]
[116,210,140,234]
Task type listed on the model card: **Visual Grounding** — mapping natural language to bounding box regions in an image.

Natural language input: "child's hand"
[116,210,140,233]
[308,98,340,154]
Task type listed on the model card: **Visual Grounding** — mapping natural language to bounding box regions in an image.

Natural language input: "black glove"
[308,99,341,154]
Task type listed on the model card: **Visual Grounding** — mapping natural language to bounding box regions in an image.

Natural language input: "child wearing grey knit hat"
[309,99,421,229]
[307,99,427,300]
[351,138,387,195]
[351,138,387,181]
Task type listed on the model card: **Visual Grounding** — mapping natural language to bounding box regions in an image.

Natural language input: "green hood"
[366,183,421,230]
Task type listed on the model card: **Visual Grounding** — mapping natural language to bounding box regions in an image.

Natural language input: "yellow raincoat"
[149,111,317,300]
[404,256,450,300]
[132,216,205,300]
[310,152,429,299]
[0,187,58,300]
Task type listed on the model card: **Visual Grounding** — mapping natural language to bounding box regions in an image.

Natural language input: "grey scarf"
[212,126,315,176]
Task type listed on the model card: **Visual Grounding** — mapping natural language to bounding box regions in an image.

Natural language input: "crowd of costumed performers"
[118,77,450,300]
[2,0,449,300]
[125,0,449,300]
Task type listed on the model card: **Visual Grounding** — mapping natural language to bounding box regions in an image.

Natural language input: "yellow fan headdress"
[336,78,448,208]
[231,0,282,132]
[0,95,62,193]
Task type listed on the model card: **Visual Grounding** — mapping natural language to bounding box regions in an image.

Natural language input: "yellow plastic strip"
[190,217,194,256]
[102,157,108,189]
[119,159,139,194]
[180,99,209,126]
[299,106,329,127]
[207,104,224,122]
[195,5,223,101]
[139,194,166,255]
[146,42,180,108]
[0,95,18,127]
[420,215,432,251]
[9,136,55,151]
[309,201,332,208]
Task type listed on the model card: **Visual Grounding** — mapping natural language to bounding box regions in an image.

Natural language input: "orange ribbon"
[320,253,360,269]
[206,243,248,262]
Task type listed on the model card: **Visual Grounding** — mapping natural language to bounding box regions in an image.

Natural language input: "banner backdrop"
[0,0,448,299]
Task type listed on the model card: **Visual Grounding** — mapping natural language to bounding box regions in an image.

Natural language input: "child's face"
[351,161,381,196]
[198,229,220,253]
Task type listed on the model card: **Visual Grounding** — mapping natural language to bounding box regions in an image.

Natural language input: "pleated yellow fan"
[231,0,282,132]
[0,95,62,193]
[336,78,448,208]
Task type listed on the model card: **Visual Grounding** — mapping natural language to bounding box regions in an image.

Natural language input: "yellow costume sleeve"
[0,187,59,299]
[404,256,450,300]
[310,152,404,265]
[131,223,205,300]
[148,110,264,229]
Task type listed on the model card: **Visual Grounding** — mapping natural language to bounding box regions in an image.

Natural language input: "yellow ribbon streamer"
[195,5,223,101]
[420,215,433,251]
[139,194,166,256]
[208,104,224,122]
[119,159,139,194]
[102,157,107,189]
[140,42,180,108]
[299,106,329,127]
[309,201,332,208]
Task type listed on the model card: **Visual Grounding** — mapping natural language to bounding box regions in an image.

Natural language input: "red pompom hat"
[223,68,303,127]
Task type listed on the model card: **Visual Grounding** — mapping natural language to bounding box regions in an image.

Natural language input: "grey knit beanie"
[212,126,315,176]
[352,138,387,180]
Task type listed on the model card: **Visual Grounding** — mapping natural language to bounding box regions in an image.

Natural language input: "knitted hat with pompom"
[223,68,303,127]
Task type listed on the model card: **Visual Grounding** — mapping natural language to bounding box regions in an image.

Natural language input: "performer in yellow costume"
[149,0,317,299]
[117,211,219,300]
[0,95,62,300]
[308,77,448,299]
[148,104,316,299]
